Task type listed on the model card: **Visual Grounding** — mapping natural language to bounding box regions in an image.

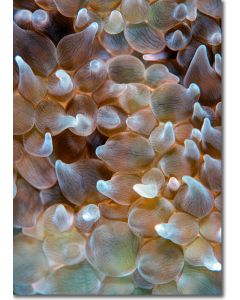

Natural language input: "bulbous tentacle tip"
[42,132,53,155]
[155,223,171,238]
[95,145,105,159]
[32,9,49,26]
[168,177,180,192]
[90,59,101,72]
[15,55,24,66]
[78,8,88,16]
[193,102,206,120]
[75,8,90,28]
[173,3,188,21]
[55,69,73,90]
[133,183,158,199]
[202,117,211,132]
[187,83,200,98]
[211,32,222,45]
[182,175,193,186]
[81,204,101,222]
[206,261,222,272]
[55,159,65,170]
[89,21,99,32]
[52,204,73,232]
[96,180,109,193]
[163,122,176,145]
[191,128,202,142]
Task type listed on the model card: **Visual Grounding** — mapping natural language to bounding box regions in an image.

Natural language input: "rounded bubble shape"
[57,23,98,70]
[13,234,49,285]
[96,132,155,173]
[86,221,140,277]
[137,238,184,284]
[150,83,200,123]
[108,55,145,84]
[43,228,86,265]
[177,264,222,295]
[23,129,53,157]
[14,9,32,29]
[14,22,57,77]
[144,64,179,88]
[126,107,157,136]
[184,236,221,271]
[104,10,125,35]
[56,159,111,205]
[152,281,179,295]
[174,176,214,218]
[15,55,47,105]
[34,260,102,295]
[147,0,180,32]
[200,154,221,193]
[47,69,74,102]
[39,204,74,237]
[149,122,175,156]
[174,123,194,144]
[14,178,43,228]
[197,0,222,19]
[66,94,98,137]
[53,0,87,17]
[96,105,127,137]
[165,23,192,51]
[74,59,107,93]
[155,212,199,245]
[121,0,149,24]
[97,173,140,206]
[124,22,165,54]
[88,0,121,12]
[158,143,199,180]
[52,130,86,164]
[118,83,150,114]
[16,153,57,189]
[215,194,222,212]
[98,200,129,220]
[192,13,222,46]
[99,276,135,295]
[128,197,175,238]
[200,211,222,243]
[184,45,221,106]
[99,31,132,56]
[75,204,101,232]
[132,270,153,290]
[13,94,35,136]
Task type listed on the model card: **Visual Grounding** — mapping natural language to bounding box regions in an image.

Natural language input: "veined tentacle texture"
[13,0,222,296]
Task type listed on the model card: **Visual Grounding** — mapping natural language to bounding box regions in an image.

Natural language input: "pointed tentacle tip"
[184,139,200,161]
[163,121,175,142]
[191,128,202,142]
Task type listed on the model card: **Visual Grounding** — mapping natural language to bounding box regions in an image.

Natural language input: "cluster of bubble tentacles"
[13,0,222,296]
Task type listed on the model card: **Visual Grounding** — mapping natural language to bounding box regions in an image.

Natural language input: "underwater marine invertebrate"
[13,0,222,296]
